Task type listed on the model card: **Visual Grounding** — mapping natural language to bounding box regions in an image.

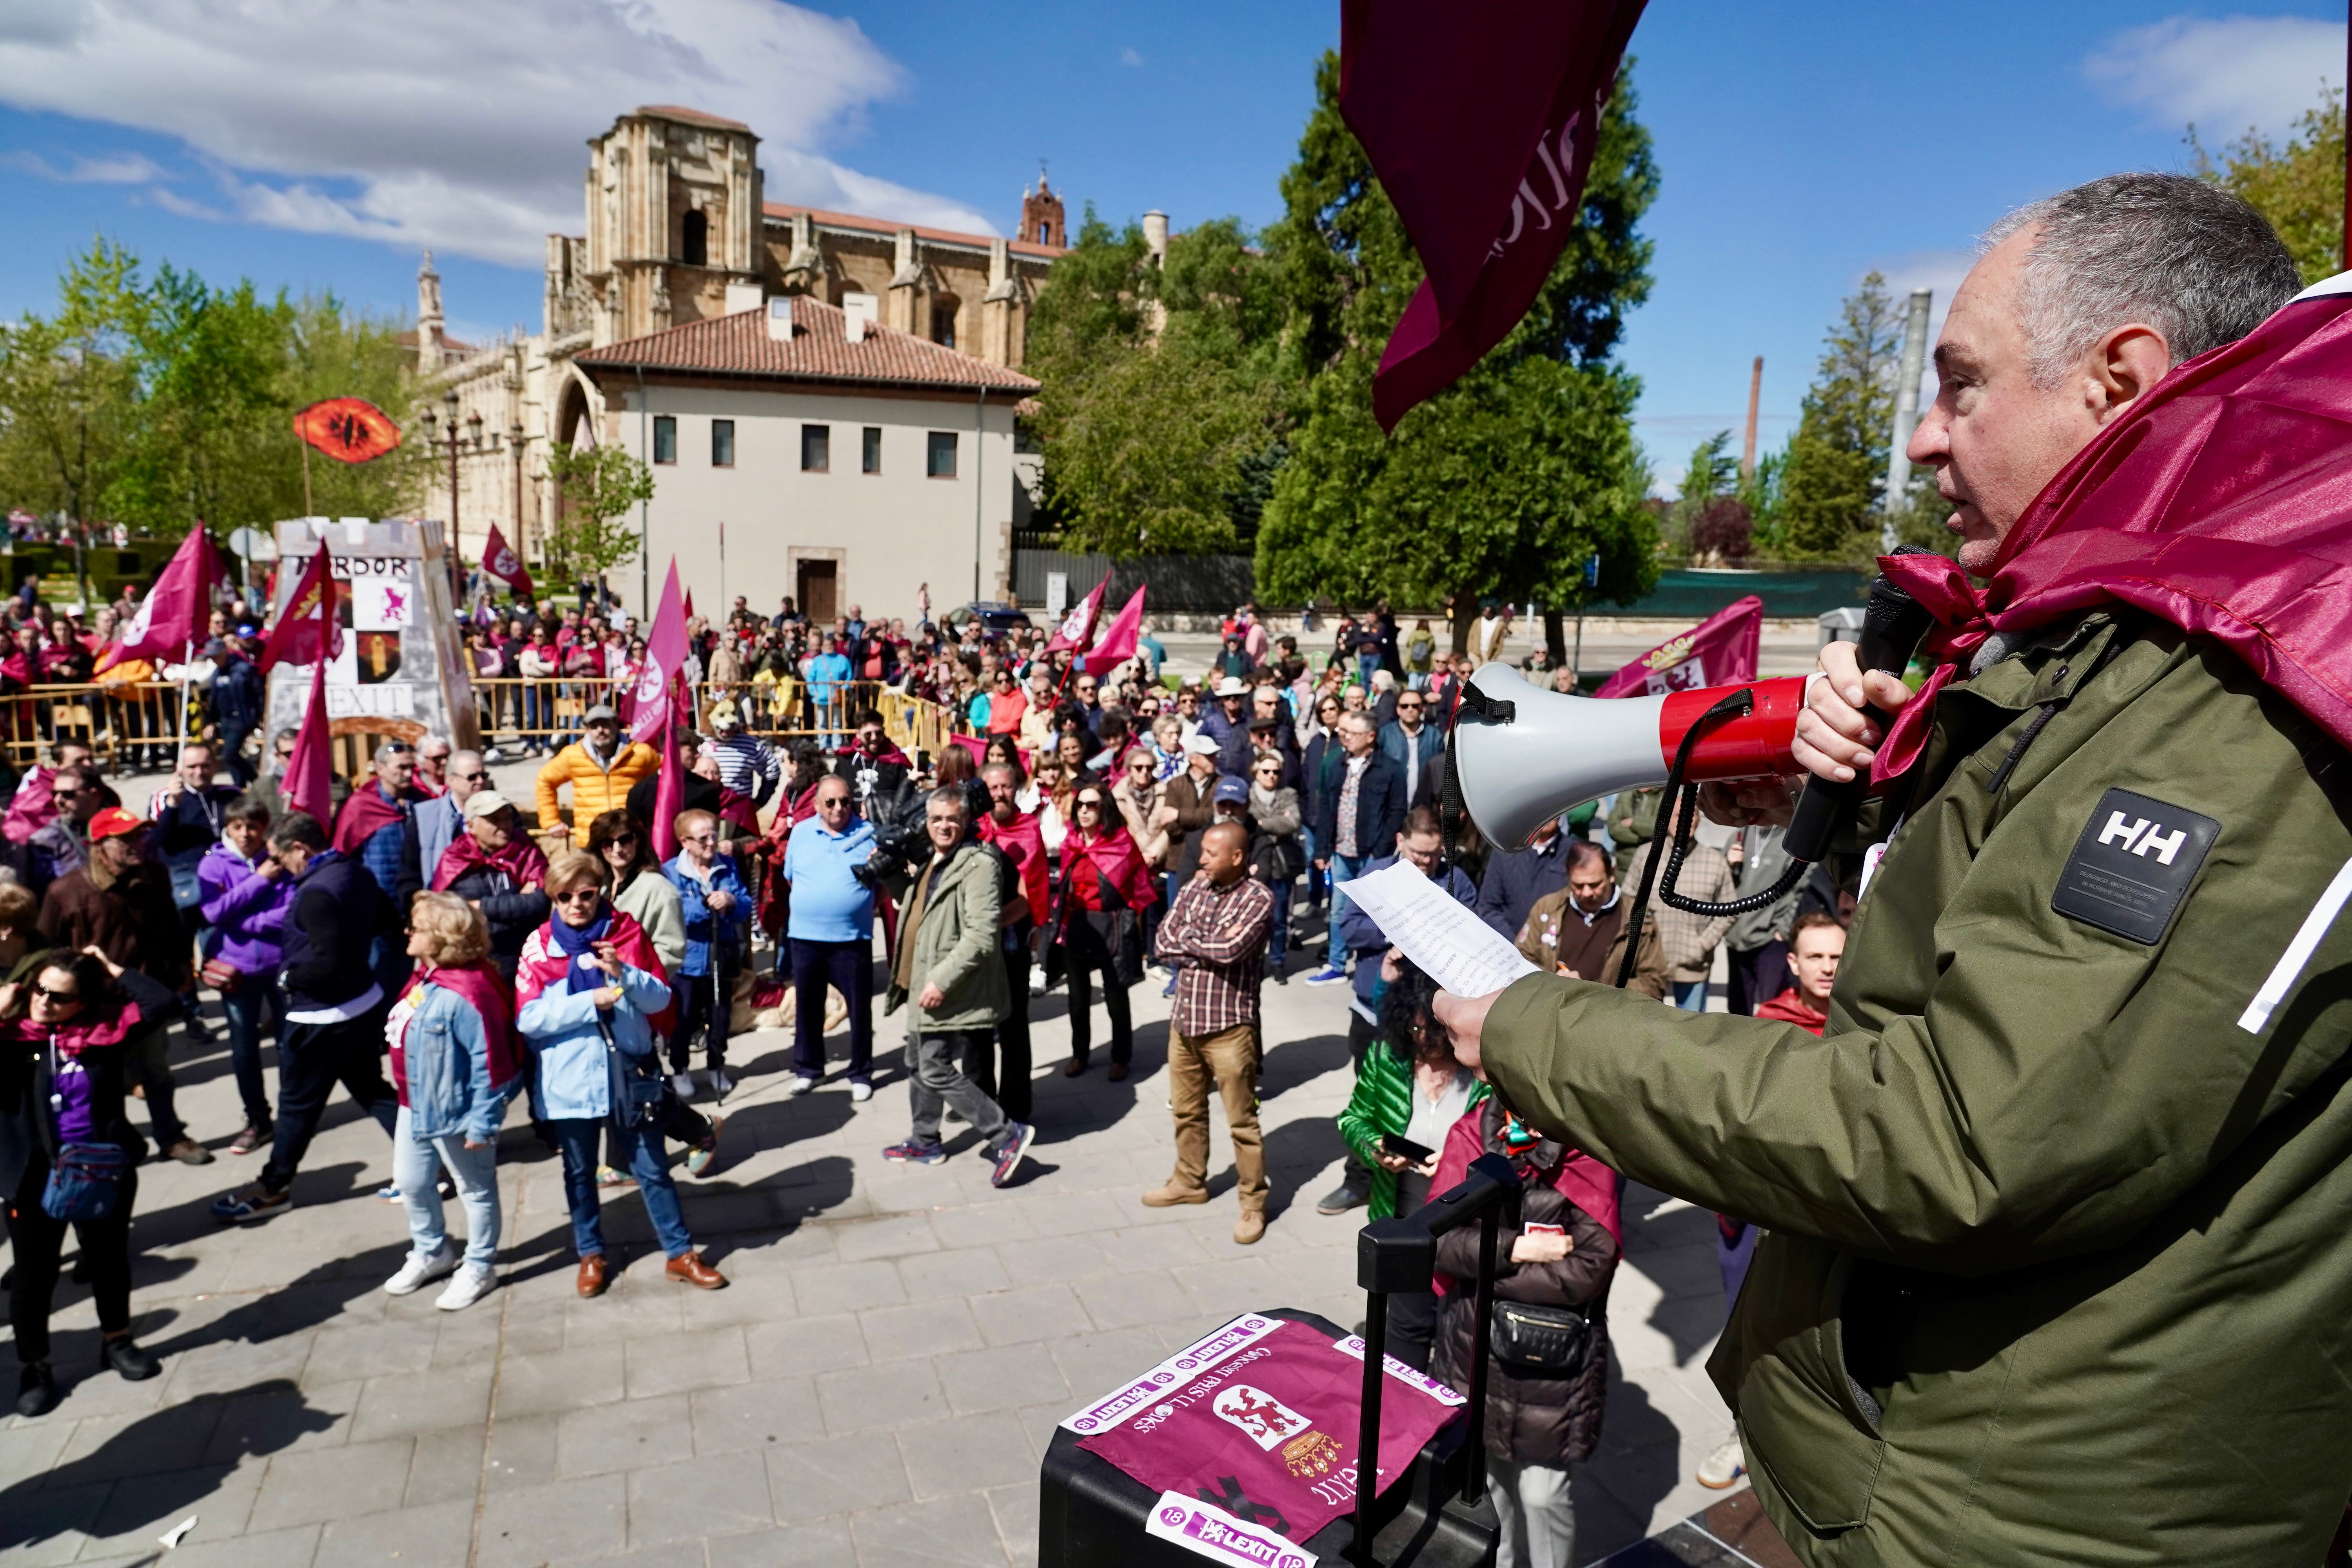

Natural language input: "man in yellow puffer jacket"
[534,703,657,842]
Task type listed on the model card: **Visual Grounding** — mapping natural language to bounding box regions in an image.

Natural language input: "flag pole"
[301,441,314,519]
[178,637,192,751]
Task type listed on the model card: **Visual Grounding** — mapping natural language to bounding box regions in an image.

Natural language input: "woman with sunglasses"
[0,950,170,1416]
[516,852,726,1297]
[585,811,720,1180]
[1053,786,1158,1079]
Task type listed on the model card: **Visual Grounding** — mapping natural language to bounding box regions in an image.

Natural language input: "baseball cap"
[1247,713,1278,732]
[87,807,142,842]
[584,703,619,724]
[1211,775,1250,806]
[1213,677,1247,698]
[463,790,515,821]
[1181,733,1223,757]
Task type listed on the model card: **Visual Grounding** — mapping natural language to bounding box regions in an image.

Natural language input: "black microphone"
[1781,547,1940,866]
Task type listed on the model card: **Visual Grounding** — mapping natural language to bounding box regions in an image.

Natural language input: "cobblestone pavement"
[1,772,1742,1567]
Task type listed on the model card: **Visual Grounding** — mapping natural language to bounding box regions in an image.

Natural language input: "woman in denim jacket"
[382,892,522,1312]
[517,851,726,1299]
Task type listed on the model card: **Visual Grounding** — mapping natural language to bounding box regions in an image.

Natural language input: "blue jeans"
[1356,654,1379,690]
[1325,852,1370,970]
[548,1117,693,1259]
[1672,978,1710,1012]
[220,982,283,1127]
[394,1105,501,1269]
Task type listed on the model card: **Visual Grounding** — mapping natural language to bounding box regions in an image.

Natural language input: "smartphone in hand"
[1380,1132,1435,1165]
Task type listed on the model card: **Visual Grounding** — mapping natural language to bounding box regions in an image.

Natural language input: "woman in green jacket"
[1337,955,1487,1371]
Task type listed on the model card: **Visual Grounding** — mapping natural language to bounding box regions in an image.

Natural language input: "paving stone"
[743,1311,871,1382]
[990,1480,1044,1568]
[832,1211,943,1261]
[475,1474,626,1568]
[858,1296,984,1363]
[706,1516,857,1567]
[0,1420,72,1488]
[558,1390,693,1477]
[52,1396,227,1481]
[1074,1269,1192,1332]
[935,1342,1071,1417]
[814,1360,947,1434]
[626,1447,775,1545]
[852,1492,1009,1568]
[624,1324,753,1398]
[1048,1327,1172,1406]
[967,1284,1092,1347]
[896,1409,1038,1500]
[315,1497,476,1567]
[481,1411,559,1493]
[405,1421,488,1506]
[690,1376,824,1455]
[246,1436,416,1530]
[896,1245,1013,1302]
[788,1258,908,1317]
[304,1318,441,1381]
[491,1340,626,1418]
[764,1428,912,1523]
[348,1365,494,1442]
[138,1522,320,1568]
[74,1461,260,1557]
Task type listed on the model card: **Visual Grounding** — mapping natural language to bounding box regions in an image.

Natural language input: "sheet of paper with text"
[1339,861,1538,997]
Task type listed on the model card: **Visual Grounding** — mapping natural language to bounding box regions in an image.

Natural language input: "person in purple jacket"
[197,795,297,1154]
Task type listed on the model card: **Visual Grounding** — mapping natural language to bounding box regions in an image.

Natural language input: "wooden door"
[797,559,837,623]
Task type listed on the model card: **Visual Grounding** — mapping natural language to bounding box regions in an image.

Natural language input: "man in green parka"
[1439,175,2347,1564]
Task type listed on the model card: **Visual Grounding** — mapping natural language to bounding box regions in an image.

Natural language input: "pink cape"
[1428,1102,1622,1299]
[1874,279,2352,785]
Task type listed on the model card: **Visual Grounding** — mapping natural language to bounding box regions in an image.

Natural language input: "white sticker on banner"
[1328,1336,1468,1406]
[351,579,414,631]
[1143,1492,1316,1568]
[1060,1314,1283,1434]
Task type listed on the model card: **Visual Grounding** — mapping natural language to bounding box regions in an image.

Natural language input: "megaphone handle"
[1781,561,1939,865]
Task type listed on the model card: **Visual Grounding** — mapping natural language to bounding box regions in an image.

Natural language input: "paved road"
[0,771,1743,1568]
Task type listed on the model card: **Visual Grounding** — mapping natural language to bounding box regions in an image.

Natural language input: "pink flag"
[650,684,687,863]
[631,561,690,744]
[1045,578,1107,653]
[283,658,336,826]
[102,525,222,669]
[1593,595,1762,699]
[260,544,342,673]
[480,523,535,604]
[1081,585,1148,678]
[1341,0,1646,430]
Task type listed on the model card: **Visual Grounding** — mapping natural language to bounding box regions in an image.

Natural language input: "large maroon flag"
[631,561,690,745]
[101,525,222,670]
[480,522,535,605]
[1341,0,1646,430]
[1594,595,1762,698]
[283,660,336,828]
[1082,585,1148,678]
[259,544,342,673]
[1870,274,2352,785]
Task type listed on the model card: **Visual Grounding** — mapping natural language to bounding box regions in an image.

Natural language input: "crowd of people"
[0,579,1853,1568]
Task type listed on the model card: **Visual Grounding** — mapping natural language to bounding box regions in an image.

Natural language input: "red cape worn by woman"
[1874,273,2352,785]
[516,906,675,1037]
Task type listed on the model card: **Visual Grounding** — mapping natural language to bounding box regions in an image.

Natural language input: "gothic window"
[682,210,708,267]
[1038,221,1053,246]
[653,416,677,465]
[927,431,958,479]
[931,304,957,349]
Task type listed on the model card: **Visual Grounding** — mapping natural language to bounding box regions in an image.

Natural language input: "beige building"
[410,103,1071,618]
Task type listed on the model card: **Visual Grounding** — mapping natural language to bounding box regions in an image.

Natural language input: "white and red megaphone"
[1452,664,1809,849]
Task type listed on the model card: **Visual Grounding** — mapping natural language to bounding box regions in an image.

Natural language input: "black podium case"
[1037,1307,1499,1568]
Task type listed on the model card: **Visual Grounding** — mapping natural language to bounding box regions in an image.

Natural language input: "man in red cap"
[39,805,207,1164]
[1439,174,2352,1564]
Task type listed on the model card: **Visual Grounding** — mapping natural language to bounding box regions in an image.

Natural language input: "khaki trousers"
[1167,1023,1266,1213]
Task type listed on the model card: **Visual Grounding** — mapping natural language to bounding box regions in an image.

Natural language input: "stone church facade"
[410,104,1074,615]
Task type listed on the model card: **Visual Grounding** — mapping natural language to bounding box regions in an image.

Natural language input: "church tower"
[581,106,765,345]
[416,250,446,374]
[1019,169,1066,249]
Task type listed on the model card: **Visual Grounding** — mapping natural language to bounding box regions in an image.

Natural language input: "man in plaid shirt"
[1142,820,1276,1245]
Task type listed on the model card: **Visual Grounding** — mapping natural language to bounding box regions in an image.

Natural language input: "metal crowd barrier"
[468,678,957,762]
[0,682,194,770]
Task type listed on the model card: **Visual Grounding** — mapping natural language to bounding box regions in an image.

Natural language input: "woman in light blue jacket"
[383,893,522,1312]
[517,850,727,1299]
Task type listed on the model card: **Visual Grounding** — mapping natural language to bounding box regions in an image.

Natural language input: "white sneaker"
[1696,1436,1746,1489]
[384,1245,458,1296]
[848,1080,873,1103]
[434,1264,497,1312]
[711,1069,735,1098]
[1028,969,1047,996]
[786,1075,817,1098]
[670,1073,697,1100]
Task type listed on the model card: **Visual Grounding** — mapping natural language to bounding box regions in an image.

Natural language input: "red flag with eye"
[292,398,402,464]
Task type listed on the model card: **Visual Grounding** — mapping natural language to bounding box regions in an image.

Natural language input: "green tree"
[2192,84,2344,284]
[1255,52,1660,650]
[1025,212,1287,555]
[1779,271,1901,561]
[544,443,653,589]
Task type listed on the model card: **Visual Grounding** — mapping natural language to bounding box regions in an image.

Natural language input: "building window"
[927,430,958,479]
[862,426,882,474]
[931,304,956,349]
[802,424,830,473]
[711,419,734,467]
[682,210,708,267]
[652,415,677,465]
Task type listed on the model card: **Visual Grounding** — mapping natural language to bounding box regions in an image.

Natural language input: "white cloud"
[4,149,169,184]
[1120,47,1145,68]
[2087,14,2345,142]
[0,0,998,268]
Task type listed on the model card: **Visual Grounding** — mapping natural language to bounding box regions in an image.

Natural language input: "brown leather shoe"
[1141,1181,1210,1208]
[1062,1058,1087,1077]
[666,1251,728,1290]
[1233,1211,1267,1246]
[575,1254,609,1298]
[1107,1062,1129,1083]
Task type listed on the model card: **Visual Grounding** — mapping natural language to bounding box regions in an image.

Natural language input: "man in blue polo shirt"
[781,775,878,1099]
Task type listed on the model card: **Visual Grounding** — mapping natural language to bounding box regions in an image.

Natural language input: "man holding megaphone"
[1436,174,2352,1566]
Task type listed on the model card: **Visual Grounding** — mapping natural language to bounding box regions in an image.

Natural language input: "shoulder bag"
[1488,1298,1593,1378]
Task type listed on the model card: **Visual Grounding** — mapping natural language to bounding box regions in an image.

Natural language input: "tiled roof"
[633,104,751,131]
[763,203,1062,260]
[573,294,1041,395]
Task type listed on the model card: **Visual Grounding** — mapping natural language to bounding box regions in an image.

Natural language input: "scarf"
[417,960,524,1088]
[332,780,407,855]
[516,905,673,1035]
[894,847,957,994]
[1872,275,2352,787]
[430,828,550,893]
[546,906,613,993]
[1058,825,1158,916]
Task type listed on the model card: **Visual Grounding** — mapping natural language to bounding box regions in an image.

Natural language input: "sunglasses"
[452,770,488,783]
[603,833,641,848]
[553,887,602,904]
[33,985,80,1004]
[1076,797,1105,810]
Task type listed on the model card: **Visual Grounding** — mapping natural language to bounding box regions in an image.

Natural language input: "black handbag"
[1488,1298,1593,1377]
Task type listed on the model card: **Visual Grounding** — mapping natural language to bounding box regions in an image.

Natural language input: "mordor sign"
[263,517,480,751]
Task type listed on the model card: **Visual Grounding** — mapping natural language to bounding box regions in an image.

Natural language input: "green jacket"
[898,841,1008,1032]
[1482,614,2352,1566]
[1337,1034,1490,1220]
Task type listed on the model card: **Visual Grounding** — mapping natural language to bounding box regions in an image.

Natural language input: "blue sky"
[0,1,2339,490]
